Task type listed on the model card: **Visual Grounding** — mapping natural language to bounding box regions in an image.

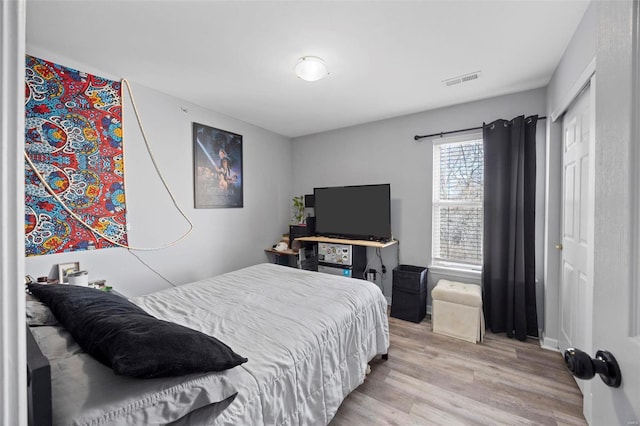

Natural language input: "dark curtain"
[482,115,538,341]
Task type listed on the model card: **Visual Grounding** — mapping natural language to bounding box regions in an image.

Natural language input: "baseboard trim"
[540,336,560,352]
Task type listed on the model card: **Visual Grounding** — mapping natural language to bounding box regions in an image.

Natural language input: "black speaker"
[289,224,310,240]
[304,194,315,208]
[305,216,316,235]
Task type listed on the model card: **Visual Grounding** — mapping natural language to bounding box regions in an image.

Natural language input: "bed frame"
[26,325,52,426]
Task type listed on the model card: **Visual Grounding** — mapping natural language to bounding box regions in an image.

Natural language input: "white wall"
[292,88,547,309]
[543,1,596,349]
[24,47,293,297]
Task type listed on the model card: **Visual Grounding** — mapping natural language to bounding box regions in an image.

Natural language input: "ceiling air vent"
[443,71,482,87]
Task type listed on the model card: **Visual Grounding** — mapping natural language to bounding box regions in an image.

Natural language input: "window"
[432,136,483,267]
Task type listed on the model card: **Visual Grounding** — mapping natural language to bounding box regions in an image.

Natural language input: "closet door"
[559,80,594,407]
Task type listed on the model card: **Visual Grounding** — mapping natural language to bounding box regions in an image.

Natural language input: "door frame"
[542,60,595,354]
[557,75,596,424]
[0,0,27,424]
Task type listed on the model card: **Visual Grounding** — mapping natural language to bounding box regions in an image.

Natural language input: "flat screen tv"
[313,184,391,241]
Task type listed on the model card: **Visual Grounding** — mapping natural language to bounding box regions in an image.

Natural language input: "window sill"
[428,264,482,280]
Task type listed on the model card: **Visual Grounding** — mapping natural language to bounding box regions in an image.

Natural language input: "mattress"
[132,263,390,425]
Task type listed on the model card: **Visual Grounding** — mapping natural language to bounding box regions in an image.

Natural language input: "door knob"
[555,243,563,250]
[564,348,622,388]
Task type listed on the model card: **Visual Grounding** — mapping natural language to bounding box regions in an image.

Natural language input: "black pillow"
[27,283,247,378]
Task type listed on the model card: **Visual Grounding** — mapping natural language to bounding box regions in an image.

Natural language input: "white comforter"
[132,263,389,425]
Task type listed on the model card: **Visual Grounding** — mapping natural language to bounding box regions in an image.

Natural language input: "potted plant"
[292,195,305,224]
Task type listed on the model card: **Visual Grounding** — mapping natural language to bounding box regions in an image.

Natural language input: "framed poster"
[193,123,243,208]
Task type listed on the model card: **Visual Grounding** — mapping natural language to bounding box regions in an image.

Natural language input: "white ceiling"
[26,1,590,138]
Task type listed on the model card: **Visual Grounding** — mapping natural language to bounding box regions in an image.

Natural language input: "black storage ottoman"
[390,265,427,323]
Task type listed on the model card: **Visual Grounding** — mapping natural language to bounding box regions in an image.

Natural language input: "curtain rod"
[414,116,547,141]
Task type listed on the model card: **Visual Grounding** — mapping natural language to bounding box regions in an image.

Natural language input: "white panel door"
[559,81,594,410]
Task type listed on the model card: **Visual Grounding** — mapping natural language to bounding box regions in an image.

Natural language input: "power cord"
[127,250,177,288]
[377,247,387,280]
[120,78,194,249]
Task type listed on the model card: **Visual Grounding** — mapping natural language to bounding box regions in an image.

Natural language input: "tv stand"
[296,236,398,249]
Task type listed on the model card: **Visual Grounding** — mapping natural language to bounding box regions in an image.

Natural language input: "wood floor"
[330,315,587,426]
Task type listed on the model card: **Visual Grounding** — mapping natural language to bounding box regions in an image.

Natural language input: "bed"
[26,263,390,425]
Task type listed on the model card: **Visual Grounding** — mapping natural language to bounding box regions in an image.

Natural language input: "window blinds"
[433,139,483,265]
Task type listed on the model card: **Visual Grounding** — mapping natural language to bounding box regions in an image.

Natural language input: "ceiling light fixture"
[295,56,329,82]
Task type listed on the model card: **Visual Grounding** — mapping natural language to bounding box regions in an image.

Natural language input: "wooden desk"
[295,236,398,248]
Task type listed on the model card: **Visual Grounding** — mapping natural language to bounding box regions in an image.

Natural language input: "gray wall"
[292,88,547,308]
[543,1,596,348]
[547,1,595,118]
[24,46,293,297]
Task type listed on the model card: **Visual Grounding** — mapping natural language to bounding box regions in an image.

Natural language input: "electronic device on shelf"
[313,183,391,242]
[289,224,310,240]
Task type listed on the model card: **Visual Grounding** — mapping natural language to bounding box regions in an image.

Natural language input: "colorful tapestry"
[24,55,128,256]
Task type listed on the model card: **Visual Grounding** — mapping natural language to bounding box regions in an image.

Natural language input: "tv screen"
[313,184,391,241]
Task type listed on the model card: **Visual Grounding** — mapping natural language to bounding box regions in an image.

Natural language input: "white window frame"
[431,132,483,272]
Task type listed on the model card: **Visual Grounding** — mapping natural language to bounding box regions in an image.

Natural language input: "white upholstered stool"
[431,280,485,343]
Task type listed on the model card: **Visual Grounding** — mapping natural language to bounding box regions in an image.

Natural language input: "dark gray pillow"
[27,283,247,378]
